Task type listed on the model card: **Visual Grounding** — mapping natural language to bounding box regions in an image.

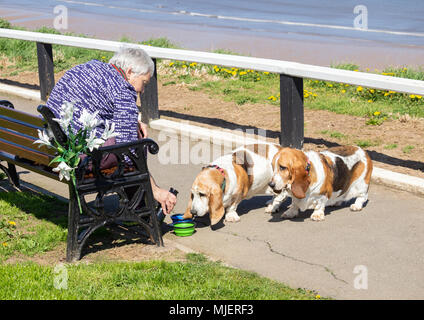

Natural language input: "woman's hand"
[154,188,177,215]
[138,120,148,138]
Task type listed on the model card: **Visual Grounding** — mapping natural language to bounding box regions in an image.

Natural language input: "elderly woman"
[46,47,177,215]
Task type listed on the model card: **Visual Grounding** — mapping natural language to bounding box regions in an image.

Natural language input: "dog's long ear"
[182,193,193,220]
[209,185,225,226]
[291,168,310,199]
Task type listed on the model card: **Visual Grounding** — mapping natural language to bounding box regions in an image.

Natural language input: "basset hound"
[268,146,373,221]
[183,143,286,226]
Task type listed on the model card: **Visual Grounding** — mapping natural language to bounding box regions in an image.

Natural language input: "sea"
[0,0,423,68]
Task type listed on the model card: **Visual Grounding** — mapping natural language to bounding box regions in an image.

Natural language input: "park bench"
[0,99,163,262]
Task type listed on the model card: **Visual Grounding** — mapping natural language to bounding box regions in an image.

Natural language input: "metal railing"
[1,28,424,148]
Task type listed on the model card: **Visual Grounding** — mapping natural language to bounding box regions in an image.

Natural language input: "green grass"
[320,130,348,140]
[384,143,398,150]
[0,190,320,300]
[402,145,415,153]
[0,191,68,262]
[0,253,319,300]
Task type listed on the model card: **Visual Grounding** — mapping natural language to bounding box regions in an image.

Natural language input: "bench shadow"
[0,180,163,259]
[160,110,424,173]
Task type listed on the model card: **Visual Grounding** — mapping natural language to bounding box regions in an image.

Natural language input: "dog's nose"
[190,209,197,216]
[268,181,276,188]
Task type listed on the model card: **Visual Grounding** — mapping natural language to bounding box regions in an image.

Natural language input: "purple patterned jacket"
[46,59,139,144]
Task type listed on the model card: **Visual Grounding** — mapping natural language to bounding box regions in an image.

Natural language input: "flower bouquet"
[34,101,118,213]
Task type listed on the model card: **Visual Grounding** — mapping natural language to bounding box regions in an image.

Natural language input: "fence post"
[279,74,304,149]
[140,58,159,124]
[36,42,55,101]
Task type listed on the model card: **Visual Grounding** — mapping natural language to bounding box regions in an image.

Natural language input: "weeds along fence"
[1,28,424,148]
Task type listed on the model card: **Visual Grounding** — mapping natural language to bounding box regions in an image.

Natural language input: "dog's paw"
[265,205,273,214]
[281,207,298,219]
[350,203,363,211]
[225,211,241,223]
[311,210,325,221]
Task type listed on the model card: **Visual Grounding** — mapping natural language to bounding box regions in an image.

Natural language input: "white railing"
[1,28,423,95]
[1,27,423,148]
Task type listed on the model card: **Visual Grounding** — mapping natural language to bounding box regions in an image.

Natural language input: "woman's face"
[125,68,151,94]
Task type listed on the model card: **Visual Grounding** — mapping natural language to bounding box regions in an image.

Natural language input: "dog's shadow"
[187,197,368,230]
[268,198,368,222]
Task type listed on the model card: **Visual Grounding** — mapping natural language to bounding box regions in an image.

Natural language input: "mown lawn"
[0,185,320,300]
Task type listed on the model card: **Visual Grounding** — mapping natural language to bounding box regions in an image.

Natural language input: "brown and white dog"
[268,146,373,221]
[183,143,287,226]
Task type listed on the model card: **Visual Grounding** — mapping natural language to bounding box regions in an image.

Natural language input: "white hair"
[109,47,154,77]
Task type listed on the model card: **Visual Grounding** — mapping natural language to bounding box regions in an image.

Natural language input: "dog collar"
[203,165,226,192]
[306,158,311,175]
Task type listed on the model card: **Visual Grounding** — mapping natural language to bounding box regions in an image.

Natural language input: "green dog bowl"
[173,222,195,237]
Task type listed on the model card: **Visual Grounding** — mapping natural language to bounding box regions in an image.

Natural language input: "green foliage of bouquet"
[34,101,118,213]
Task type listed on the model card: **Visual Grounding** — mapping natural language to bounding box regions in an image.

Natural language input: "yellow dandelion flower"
[366,68,370,72]
[369,89,375,94]
[239,71,247,76]
[8,221,16,226]
[232,71,237,76]
[416,95,422,99]
[368,99,373,103]
[313,93,317,97]
[410,94,416,99]
[315,295,321,299]
[374,111,381,116]
[256,77,261,81]
[354,69,359,72]
[384,92,390,96]
[341,89,346,94]
[169,62,174,67]
[389,91,396,94]
[327,84,333,88]
[357,86,363,92]
[182,65,187,68]
[2,242,7,247]
[304,93,310,98]
[264,72,269,75]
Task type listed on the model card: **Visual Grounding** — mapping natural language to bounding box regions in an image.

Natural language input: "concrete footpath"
[1,92,424,299]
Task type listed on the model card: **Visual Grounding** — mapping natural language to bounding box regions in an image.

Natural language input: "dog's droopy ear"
[182,194,193,219]
[209,185,225,226]
[291,169,310,199]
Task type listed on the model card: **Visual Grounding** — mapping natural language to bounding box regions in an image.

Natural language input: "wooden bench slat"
[0,116,43,138]
[0,127,56,156]
[0,138,54,166]
[0,105,45,127]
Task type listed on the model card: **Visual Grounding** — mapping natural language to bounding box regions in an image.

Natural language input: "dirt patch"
[1,71,423,179]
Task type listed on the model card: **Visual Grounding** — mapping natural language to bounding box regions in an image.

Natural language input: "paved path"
[2,94,424,299]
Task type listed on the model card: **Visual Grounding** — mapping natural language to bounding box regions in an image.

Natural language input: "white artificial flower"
[52,161,74,181]
[53,101,75,132]
[101,120,119,140]
[79,109,103,131]
[86,130,105,152]
[34,129,53,148]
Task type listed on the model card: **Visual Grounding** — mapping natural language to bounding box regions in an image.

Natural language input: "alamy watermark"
[53,263,68,290]
[353,265,368,290]
[353,5,368,30]
[53,5,68,31]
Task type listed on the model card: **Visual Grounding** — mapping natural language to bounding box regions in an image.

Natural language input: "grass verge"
[0,253,319,299]
[0,188,321,300]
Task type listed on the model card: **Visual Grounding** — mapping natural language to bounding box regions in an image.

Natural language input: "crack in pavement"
[217,229,349,285]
